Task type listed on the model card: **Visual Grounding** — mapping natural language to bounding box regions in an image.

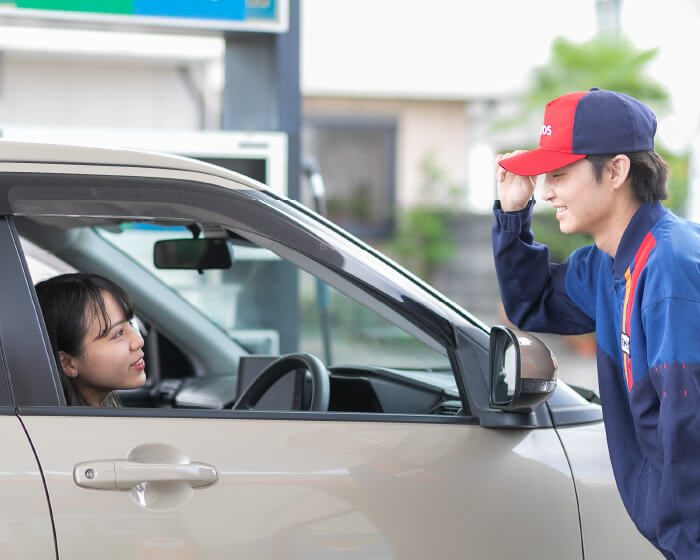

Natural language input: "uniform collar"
[612,201,666,279]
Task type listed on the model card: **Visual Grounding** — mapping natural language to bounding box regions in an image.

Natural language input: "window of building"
[303,117,396,239]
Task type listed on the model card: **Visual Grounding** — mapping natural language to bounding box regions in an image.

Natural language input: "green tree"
[516,36,669,124]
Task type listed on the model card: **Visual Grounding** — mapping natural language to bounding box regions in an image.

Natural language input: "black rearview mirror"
[154,238,232,270]
[489,326,558,412]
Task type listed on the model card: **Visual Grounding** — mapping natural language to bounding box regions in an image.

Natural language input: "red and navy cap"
[499,88,658,176]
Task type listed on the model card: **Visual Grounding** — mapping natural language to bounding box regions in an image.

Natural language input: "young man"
[492,88,700,559]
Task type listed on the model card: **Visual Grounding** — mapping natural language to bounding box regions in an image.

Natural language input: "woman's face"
[62,290,146,406]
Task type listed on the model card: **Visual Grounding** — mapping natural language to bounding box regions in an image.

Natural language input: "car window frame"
[0,215,63,409]
[0,322,15,413]
[2,169,481,423]
[0,340,14,412]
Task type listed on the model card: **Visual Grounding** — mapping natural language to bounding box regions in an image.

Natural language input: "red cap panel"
[499,150,586,176]
[498,90,589,176]
[539,91,588,152]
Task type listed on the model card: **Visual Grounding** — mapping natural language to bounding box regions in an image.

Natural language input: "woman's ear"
[58,351,79,378]
[608,154,631,191]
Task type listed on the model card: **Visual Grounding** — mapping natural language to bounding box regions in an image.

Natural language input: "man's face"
[541,159,614,237]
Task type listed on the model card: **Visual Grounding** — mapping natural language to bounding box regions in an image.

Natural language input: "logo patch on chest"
[620,332,630,355]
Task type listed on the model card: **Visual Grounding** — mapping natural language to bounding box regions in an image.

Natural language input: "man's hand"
[495,151,537,212]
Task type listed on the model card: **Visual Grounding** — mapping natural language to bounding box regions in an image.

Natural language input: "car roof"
[0,139,267,191]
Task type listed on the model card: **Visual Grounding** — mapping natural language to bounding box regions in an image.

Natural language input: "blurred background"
[0,0,698,391]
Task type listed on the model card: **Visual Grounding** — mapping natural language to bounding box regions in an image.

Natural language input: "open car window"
[98,223,451,371]
[17,215,462,416]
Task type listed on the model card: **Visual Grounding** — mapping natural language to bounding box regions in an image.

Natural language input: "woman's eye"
[113,328,124,339]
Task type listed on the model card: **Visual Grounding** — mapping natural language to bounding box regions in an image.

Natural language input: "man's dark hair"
[586,150,669,203]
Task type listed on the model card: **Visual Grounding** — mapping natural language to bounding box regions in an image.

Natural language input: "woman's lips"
[131,358,145,370]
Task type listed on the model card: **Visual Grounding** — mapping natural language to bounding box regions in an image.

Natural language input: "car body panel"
[0,415,55,559]
[21,414,581,559]
[557,422,662,559]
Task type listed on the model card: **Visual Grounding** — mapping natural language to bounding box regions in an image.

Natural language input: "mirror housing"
[154,238,232,270]
[489,326,558,413]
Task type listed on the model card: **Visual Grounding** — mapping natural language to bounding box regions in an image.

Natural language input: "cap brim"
[499,149,586,176]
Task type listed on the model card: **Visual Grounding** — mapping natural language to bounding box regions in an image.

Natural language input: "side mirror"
[154,238,232,270]
[489,326,558,413]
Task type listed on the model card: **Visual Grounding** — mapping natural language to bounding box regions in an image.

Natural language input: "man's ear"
[58,351,79,378]
[608,154,631,191]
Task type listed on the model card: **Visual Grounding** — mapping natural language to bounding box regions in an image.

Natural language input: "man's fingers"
[495,150,534,182]
[494,153,507,170]
[494,158,507,182]
[494,152,514,182]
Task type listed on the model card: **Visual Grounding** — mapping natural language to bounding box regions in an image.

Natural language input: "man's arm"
[492,153,595,334]
[492,200,596,334]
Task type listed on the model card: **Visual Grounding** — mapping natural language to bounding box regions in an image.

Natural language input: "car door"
[19,416,582,560]
[0,216,68,559]
[4,217,584,560]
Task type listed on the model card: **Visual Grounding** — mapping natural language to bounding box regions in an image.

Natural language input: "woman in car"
[35,273,147,406]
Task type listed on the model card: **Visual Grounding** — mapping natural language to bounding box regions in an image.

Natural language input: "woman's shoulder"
[101,392,122,407]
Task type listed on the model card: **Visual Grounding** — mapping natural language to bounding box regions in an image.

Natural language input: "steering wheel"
[232,353,331,411]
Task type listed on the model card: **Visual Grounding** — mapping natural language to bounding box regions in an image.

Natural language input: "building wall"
[0,54,219,130]
[303,96,468,209]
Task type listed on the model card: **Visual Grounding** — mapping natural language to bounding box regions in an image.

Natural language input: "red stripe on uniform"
[625,355,633,391]
[623,232,657,391]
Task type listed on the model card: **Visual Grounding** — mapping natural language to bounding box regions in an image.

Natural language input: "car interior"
[16,215,465,416]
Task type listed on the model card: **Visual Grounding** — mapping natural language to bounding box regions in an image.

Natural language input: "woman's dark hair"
[586,150,669,203]
[35,273,135,405]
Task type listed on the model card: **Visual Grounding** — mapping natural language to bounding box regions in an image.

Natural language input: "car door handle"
[74,460,218,490]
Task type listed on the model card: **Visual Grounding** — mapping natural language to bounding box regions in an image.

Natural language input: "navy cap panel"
[572,89,656,155]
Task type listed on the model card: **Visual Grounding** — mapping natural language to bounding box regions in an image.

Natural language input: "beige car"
[0,140,660,559]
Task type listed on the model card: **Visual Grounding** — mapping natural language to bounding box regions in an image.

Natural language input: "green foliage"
[496,36,670,130]
[531,211,593,263]
[657,146,689,215]
[527,36,669,113]
[326,181,374,223]
[384,152,458,281]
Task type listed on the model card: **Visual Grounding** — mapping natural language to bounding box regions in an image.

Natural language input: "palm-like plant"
[521,36,669,119]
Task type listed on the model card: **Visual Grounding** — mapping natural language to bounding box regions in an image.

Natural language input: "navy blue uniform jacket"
[492,200,700,559]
